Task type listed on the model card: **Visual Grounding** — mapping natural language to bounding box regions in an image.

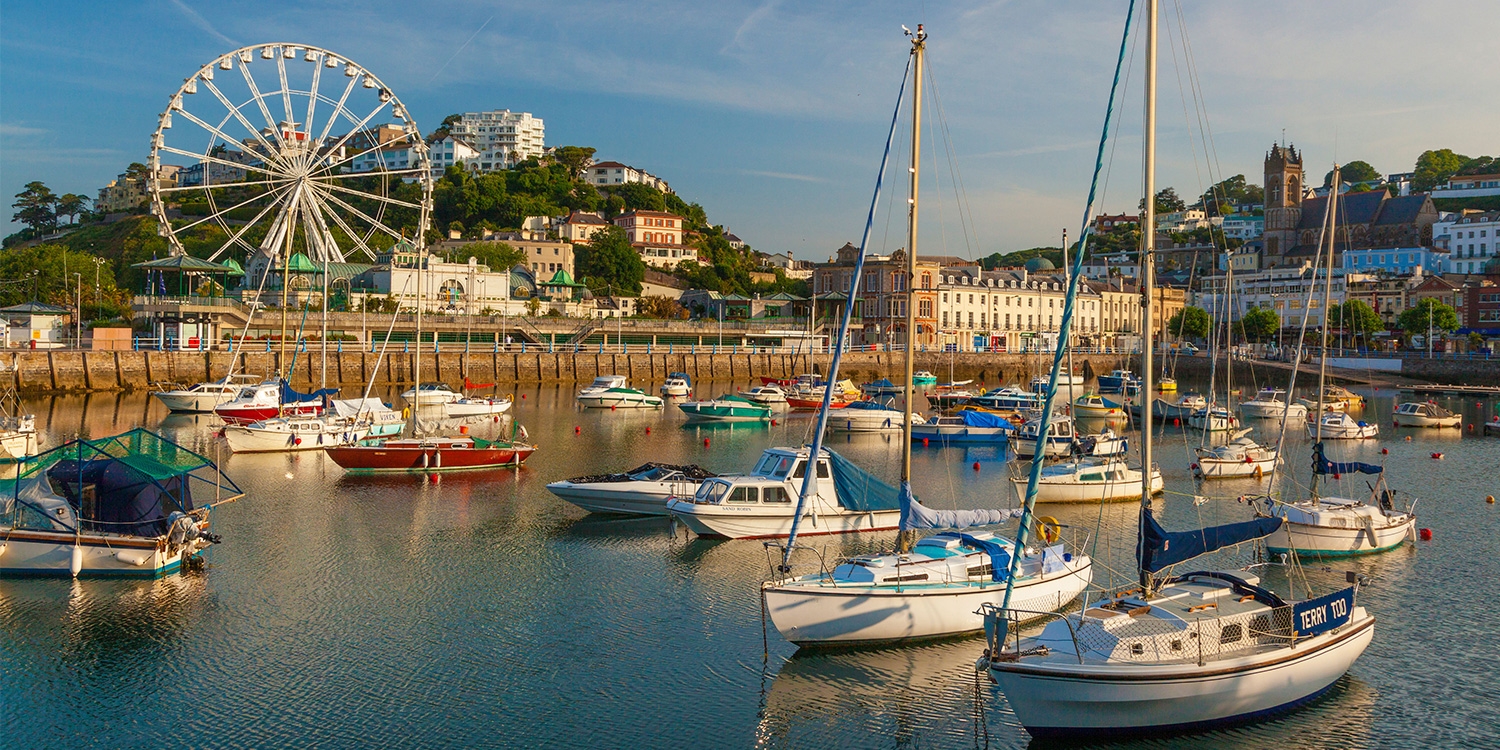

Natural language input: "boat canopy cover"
[280,380,338,404]
[668,372,692,384]
[1,475,75,531]
[47,455,193,537]
[1137,511,1282,581]
[959,410,1014,429]
[330,398,392,417]
[828,449,900,512]
[1311,441,1382,475]
[900,479,1023,531]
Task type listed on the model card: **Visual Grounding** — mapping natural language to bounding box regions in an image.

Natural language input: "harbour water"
[3,382,1498,748]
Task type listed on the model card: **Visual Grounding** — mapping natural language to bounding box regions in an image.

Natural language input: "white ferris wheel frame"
[147,42,432,265]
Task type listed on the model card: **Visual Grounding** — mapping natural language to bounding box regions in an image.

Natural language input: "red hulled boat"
[325,436,535,473]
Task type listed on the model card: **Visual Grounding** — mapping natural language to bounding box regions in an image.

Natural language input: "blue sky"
[3,1,1496,259]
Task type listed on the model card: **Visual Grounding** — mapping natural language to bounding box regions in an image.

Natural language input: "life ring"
[1035,515,1062,544]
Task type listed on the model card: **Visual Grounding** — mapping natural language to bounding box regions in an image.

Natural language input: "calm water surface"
[3,379,1498,748]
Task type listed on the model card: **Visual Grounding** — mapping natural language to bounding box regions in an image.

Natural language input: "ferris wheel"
[148,43,431,283]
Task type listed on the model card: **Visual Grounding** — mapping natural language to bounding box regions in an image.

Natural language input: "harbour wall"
[6,349,1154,394]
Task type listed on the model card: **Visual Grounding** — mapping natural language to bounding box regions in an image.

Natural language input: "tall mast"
[1311,164,1339,497]
[1139,0,1158,561]
[1063,228,1074,399]
[901,24,925,493]
[413,243,423,430]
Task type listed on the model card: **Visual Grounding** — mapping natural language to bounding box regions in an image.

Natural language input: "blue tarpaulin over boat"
[1311,442,1382,475]
[959,533,1012,582]
[1137,511,1282,582]
[844,400,900,412]
[828,448,900,512]
[280,379,339,404]
[959,410,1015,429]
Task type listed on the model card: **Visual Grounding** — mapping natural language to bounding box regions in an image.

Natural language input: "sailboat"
[1254,166,1415,556]
[760,26,1091,645]
[1193,427,1276,480]
[979,6,1372,737]
[326,245,535,472]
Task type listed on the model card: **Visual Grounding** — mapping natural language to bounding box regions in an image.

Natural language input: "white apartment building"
[587,161,672,193]
[1431,173,1500,199]
[935,267,1104,352]
[426,136,482,178]
[1439,211,1499,275]
[446,110,546,170]
[349,145,419,175]
[1157,208,1219,234]
[1220,214,1264,240]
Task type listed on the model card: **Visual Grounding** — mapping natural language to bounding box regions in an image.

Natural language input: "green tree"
[574,225,644,295]
[1238,307,1280,343]
[1167,306,1211,339]
[1140,187,1185,214]
[1457,155,1497,176]
[1331,299,1383,342]
[56,193,89,225]
[636,295,689,319]
[12,181,58,233]
[608,182,668,212]
[426,113,463,142]
[123,162,150,182]
[1399,298,1459,337]
[1412,149,1469,193]
[552,146,597,180]
[1323,160,1381,187]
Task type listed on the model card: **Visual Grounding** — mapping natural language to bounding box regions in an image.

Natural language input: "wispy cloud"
[740,169,828,183]
[427,15,494,85]
[167,0,238,47]
[0,124,47,138]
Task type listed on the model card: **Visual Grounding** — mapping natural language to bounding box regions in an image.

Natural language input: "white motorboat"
[763,530,1092,646]
[577,374,628,400]
[1297,385,1364,413]
[660,372,693,398]
[546,462,715,516]
[968,386,1045,416]
[401,382,461,406]
[981,570,1372,739]
[0,429,241,578]
[223,414,370,453]
[1392,401,1460,428]
[1238,388,1307,420]
[213,380,325,424]
[1307,411,1378,439]
[666,446,900,539]
[739,384,789,405]
[1258,444,1415,557]
[0,414,39,463]
[825,401,924,432]
[1072,393,1126,418]
[443,395,513,418]
[677,395,771,422]
[1188,405,1241,432]
[1194,428,1277,480]
[150,376,256,412]
[1013,412,1076,459]
[577,387,663,409]
[1009,458,1163,504]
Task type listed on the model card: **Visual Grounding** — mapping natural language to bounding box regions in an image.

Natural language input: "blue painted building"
[1341,246,1448,275]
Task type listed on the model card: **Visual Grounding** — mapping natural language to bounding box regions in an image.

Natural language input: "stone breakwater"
[5,349,1162,394]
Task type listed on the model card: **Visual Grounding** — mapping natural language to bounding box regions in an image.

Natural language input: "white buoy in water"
[70,544,84,577]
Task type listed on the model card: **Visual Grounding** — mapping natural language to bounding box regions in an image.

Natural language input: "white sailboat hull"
[666,501,900,539]
[989,612,1374,739]
[577,392,663,409]
[223,421,369,453]
[443,399,513,418]
[1266,515,1415,557]
[1012,468,1163,504]
[152,391,238,412]
[1392,414,1460,428]
[765,559,1092,646]
[825,411,922,432]
[1239,400,1307,419]
[1195,455,1277,479]
[0,430,39,462]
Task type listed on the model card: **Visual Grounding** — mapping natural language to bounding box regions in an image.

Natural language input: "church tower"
[1262,143,1303,267]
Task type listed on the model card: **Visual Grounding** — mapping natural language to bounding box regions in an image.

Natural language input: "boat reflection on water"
[758,641,1013,748]
[6,572,212,659]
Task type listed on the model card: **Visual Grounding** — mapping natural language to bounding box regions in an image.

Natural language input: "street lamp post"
[73,272,82,348]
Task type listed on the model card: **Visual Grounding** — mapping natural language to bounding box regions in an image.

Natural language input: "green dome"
[1024,256,1056,272]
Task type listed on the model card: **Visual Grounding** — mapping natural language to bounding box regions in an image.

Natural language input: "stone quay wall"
[5,349,1168,394]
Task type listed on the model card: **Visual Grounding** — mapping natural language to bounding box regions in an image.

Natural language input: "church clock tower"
[1262,143,1303,267]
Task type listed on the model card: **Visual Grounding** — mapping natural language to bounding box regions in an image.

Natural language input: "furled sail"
[899,481,1023,531]
[1137,511,1282,584]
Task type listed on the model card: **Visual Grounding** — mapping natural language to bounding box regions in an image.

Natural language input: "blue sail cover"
[1137,511,1283,578]
[959,534,1012,582]
[827,448,900,512]
[280,379,339,404]
[959,410,1015,429]
[843,400,900,412]
[1311,442,1382,475]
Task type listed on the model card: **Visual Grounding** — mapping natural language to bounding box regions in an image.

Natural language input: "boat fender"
[434,450,441,468]
[115,549,152,567]
[294,438,302,446]
[420,452,429,469]
[1253,465,1264,480]
[70,544,84,577]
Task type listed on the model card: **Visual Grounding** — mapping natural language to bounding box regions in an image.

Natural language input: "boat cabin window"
[696,480,729,504]
[1080,472,1104,483]
[790,459,831,480]
[762,486,792,504]
[727,486,759,504]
